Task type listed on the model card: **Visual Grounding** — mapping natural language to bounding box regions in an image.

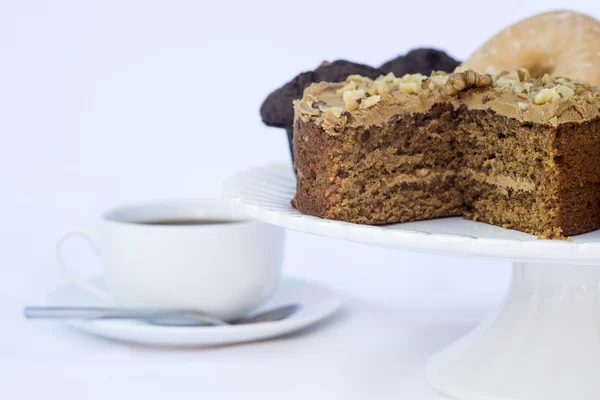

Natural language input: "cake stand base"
[427,262,600,400]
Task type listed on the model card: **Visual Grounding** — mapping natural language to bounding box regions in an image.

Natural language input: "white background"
[1,1,597,398]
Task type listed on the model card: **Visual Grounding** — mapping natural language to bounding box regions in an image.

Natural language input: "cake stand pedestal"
[426,262,600,400]
[223,164,600,400]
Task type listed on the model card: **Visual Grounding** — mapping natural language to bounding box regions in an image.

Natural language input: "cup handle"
[55,230,114,301]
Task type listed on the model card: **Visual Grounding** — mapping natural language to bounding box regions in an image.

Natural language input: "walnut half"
[444,70,493,96]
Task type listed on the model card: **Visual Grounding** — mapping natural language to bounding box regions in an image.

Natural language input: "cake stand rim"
[222,163,600,264]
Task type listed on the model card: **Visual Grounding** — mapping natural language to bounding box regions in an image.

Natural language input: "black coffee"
[137,218,240,226]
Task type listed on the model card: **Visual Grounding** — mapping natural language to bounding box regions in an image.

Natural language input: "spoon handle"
[24,307,227,325]
[24,304,300,326]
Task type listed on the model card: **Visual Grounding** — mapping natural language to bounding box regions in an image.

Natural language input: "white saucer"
[46,276,343,346]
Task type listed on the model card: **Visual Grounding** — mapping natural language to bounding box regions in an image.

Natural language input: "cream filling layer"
[382,168,455,187]
[377,167,536,193]
[461,168,536,192]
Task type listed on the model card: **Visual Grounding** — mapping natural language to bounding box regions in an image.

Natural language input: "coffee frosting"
[294,68,600,136]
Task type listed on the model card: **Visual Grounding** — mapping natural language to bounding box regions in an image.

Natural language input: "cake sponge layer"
[293,107,600,238]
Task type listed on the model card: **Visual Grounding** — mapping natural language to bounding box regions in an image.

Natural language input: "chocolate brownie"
[380,48,460,77]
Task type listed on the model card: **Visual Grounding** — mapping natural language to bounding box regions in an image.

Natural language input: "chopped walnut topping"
[343,89,366,111]
[379,72,396,83]
[360,95,381,109]
[556,78,576,90]
[322,106,347,135]
[495,79,519,88]
[518,101,529,119]
[503,70,520,81]
[298,99,320,116]
[398,82,422,94]
[295,67,600,136]
[326,106,343,119]
[585,91,594,103]
[496,70,520,88]
[498,71,521,82]
[387,73,426,93]
[534,88,560,104]
[373,80,390,95]
[322,106,344,129]
[336,81,357,95]
[304,69,598,126]
[517,68,531,82]
[399,73,427,83]
[573,80,591,89]
[346,75,370,85]
[555,84,575,98]
[427,73,449,90]
[574,82,591,95]
[541,74,554,85]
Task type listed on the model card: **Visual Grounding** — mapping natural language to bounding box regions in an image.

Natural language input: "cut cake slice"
[292,69,600,238]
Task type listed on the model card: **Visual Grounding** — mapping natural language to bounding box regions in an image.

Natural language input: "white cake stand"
[223,164,600,400]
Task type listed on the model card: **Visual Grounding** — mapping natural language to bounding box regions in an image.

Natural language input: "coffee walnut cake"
[291,68,600,238]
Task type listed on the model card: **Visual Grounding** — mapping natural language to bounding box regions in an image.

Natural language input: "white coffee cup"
[56,199,285,320]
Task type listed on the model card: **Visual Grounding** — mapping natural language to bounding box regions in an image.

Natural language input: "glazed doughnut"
[464,10,600,85]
